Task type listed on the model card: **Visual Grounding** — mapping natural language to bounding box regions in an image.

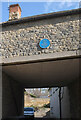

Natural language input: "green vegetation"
[24,91,37,98]
[43,103,50,108]
[30,105,38,111]
[24,91,28,95]
[30,93,37,98]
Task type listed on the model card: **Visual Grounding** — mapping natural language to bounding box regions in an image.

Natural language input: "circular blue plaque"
[39,39,50,48]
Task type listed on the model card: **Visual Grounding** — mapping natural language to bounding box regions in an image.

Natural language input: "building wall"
[2,72,24,119]
[61,87,70,118]
[0,66,2,120]
[1,14,80,58]
[68,80,80,118]
[79,77,81,119]
[50,88,60,118]
[1,10,81,119]
[50,87,71,118]
[50,80,81,119]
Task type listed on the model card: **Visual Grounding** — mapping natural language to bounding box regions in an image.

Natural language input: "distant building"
[50,87,71,118]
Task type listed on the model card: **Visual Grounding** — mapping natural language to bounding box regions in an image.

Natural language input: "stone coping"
[1,8,81,27]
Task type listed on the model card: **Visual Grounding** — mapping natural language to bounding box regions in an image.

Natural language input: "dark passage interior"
[1,58,81,119]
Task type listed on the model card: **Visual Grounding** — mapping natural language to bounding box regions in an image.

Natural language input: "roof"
[1,8,81,27]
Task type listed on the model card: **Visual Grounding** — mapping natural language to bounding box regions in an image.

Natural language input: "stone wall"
[1,14,80,58]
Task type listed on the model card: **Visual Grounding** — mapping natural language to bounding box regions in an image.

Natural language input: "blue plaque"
[39,39,50,48]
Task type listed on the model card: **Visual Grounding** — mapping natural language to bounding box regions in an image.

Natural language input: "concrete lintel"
[1,51,81,66]
[76,50,81,56]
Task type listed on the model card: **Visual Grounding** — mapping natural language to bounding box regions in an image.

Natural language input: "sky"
[0,1,81,23]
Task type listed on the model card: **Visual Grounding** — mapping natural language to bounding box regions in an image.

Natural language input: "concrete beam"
[1,51,81,66]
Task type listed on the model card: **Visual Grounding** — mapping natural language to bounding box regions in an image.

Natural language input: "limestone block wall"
[1,14,80,58]
[2,72,24,118]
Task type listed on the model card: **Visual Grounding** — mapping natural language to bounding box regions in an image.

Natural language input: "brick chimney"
[9,4,21,20]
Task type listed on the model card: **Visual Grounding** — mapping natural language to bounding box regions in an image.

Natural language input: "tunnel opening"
[24,88,50,118]
[23,83,81,119]
[2,57,80,120]
[1,75,81,120]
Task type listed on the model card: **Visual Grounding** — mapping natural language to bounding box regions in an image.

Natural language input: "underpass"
[0,4,81,119]
[1,52,81,119]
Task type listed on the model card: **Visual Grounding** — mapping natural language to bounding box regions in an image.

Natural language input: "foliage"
[30,105,38,111]
[24,91,28,95]
[30,93,37,98]
[43,103,50,108]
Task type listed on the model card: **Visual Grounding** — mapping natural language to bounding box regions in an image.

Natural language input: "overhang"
[2,51,81,88]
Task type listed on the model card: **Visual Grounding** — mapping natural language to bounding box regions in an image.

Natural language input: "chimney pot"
[9,4,21,20]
